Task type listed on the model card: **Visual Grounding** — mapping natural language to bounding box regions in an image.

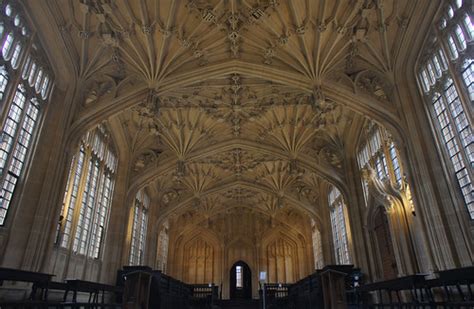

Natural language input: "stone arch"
[128,139,345,194]
[150,180,324,229]
[66,61,407,161]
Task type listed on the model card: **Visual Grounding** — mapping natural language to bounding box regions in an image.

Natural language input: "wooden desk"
[436,266,474,304]
[0,267,54,300]
[64,279,122,304]
[357,274,428,307]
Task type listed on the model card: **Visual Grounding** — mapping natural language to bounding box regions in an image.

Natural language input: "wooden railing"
[352,266,474,308]
[261,283,290,308]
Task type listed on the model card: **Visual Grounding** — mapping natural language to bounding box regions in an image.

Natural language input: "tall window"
[156,224,169,272]
[0,1,53,225]
[328,186,351,264]
[236,266,243,288]
[418,1,473,219]
[357,124,406,200]
[129,189,149,266]
[311,219,324,269]
[56,126,117,259]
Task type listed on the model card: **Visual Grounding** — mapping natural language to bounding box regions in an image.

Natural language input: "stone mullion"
[0,32,33,190]
[67,147,92,251]
[436,27,473,128]
[383,140,398,187]
[0,31,34,133]
[0,89,29,195]
[136,200,144,265]
[435,48,474,196]
[56,153,80,245]
[139,203,147,265]
[60,146,92,279]
[84,160,106,259]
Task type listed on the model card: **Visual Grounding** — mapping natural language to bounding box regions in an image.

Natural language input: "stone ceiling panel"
[42,0,425,222]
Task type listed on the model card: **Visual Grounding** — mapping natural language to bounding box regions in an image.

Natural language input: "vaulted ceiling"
[34,0,427,224]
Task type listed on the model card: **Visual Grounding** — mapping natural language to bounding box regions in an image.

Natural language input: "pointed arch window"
[0,1,53,226]
[129,190,149,266]
[328,186,351,265]
[357,124,411,202]
[56,126,117,259]
[417,2,473,219]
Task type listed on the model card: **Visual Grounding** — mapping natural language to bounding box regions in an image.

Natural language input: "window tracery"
[328,186,351,265]
[418,1,473,219]
[56,126,117,259]
[0,1,53,225]
[129,189,149,266]
[357,123,418,216]
[357,124,406,200]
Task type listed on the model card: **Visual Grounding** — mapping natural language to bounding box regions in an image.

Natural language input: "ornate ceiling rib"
[70,62,402,142]
[155,179,323,223]
[38,0,422,224]
[127,138,346,197]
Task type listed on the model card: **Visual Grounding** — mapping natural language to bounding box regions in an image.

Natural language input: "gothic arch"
[128,139,344,191]
[69,61,405,139]
[149,180,322,225]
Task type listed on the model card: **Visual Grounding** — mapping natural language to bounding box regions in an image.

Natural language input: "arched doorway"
[373,207,397,279]
[229,261,252,299]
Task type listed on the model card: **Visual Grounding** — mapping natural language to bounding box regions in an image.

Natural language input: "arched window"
[358,125,404,194]
[56,126,117,259]
[418,2,473,219]
[328,186,351,265]
[0,1,53,226]
[156,223,169,273]
[129,189,149,266]
[357,123,417,213]
[311,219,324,269]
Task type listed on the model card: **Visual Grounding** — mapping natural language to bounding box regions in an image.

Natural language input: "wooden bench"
[63,279,123,305]
[355,269,474,308]
[0,267,54,301]
[426,266,474,307]
[356,274,428,307]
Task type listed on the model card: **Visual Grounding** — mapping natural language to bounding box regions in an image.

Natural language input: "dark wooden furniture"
[120,269,192,309]
[429,266,474,307]
[63,279,122,305]
[0,267,54,300]
[320,266,354,309]
[122,271,153,309]
[356,274,428,308]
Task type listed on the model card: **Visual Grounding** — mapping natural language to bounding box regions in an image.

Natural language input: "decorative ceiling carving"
[193,147,276,177]
[36,0,425,225]
[51,0,414,90]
